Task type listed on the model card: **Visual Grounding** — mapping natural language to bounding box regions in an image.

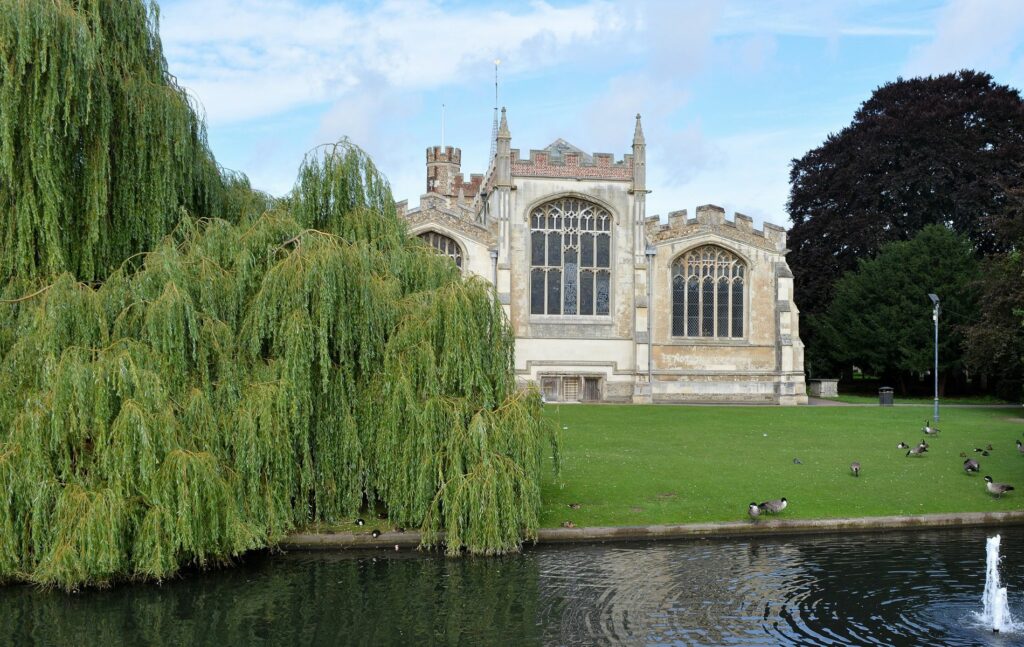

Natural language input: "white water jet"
[976,534,1017,633]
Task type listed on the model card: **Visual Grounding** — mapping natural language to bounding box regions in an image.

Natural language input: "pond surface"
[3,526,1024,646]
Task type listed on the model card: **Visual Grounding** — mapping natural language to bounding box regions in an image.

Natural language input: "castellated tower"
[426,145,461,196]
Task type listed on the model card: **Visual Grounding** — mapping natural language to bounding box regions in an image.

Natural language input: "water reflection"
[1,528,1022,646]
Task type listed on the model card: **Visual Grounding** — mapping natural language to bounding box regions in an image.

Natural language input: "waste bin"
[879,387,894,406]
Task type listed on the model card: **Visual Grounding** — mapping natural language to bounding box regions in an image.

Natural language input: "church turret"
[631,114,649,260]
[426,145,461,196]
[495,107,511,187]
[632,113,646,192]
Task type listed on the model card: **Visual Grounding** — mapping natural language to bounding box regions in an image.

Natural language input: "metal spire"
[489,59,500,159]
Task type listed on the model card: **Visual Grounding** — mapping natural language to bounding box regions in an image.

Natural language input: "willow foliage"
[0,0,225,282]
[0,138,558,590]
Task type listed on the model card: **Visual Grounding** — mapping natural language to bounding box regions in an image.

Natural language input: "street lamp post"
[928,293,940,422]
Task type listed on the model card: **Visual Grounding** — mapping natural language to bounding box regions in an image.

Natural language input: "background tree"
[813,225,978,394]
[787,71,1024,386]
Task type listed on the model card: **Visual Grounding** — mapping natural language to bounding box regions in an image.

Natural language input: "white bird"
[850,461,861,477]
[747,502,760,520]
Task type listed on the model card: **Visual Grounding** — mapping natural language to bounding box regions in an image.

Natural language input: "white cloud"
[160,0,628,126]
[904,0,1024,78]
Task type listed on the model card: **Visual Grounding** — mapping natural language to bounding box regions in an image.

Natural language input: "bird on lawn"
[792,458,802,465]
[355,518,365,526]
[974,447,985,453]
[922,421,940,435]
[568,503,582,509]
[960,451,968,458]
[562,520,576,528]
[982,450,991,457]
[850,461,861,477]
[906,444,928,457]
[918,440,929,449]
[964,458,980,474]
[759,498,788,514]
[748,502,761,520]
[1017,440,1024,455]
[984,476,1015,498]
[898,442,910,449]
[371,529,382,538]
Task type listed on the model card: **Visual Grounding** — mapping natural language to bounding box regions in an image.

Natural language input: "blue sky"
[159,0,1024,227]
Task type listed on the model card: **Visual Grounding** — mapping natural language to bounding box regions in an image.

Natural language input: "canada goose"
[922,421,940,435]
[759,498,788,514]
[906,445,928,457]
[356,518,365,526]
[850,461,861,477]
[792,458,802,465]
[984,476,1015,498]
[974,447,985,453]
[897,442,910,449]
[748,502,760,520]
[964,459,980,474]
[1017,439,1024,455]
[983,451,991,457]
[986,444,994,451]
[918,440,929,449]
[371,529,381,538]
[562,520,576,528]
[568,503,581,509]
[959,451,967,458]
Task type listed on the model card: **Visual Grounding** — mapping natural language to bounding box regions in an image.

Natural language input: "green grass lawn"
[539,404,1024,529]
[823,394,1014,405]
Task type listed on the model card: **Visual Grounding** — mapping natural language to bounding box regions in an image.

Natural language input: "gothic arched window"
[418,231,463,268]
[671,246,745,338]
[529,198,612,316]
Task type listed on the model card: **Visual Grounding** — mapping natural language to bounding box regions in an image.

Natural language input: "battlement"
[426,146,461,165]
[509,147,633,181]
[453,173,483,198]
[645,204,787,251]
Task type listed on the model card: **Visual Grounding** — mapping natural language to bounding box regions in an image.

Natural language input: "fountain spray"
[979,535,1016,633]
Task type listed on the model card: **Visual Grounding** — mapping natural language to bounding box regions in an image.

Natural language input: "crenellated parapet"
[644,204,787,252]
[426,145,461,165]
[399,193,495,247]
[510,147,633,181]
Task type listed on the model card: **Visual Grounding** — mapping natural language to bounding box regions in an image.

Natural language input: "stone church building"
[396,109,807,404]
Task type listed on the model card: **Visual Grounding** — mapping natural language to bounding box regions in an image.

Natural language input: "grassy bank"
[539,404,1024,529]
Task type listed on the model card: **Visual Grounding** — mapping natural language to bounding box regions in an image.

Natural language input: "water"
[978,534,1019,634]
[2,527,1023,646]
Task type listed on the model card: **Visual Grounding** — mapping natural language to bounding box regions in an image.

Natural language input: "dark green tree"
[787,71,1024,324]
[813,225,979,394]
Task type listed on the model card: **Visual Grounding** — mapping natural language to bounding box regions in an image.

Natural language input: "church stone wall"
[397,111,807,405]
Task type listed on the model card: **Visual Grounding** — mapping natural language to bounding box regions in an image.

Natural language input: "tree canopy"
[813,225,978,391]
[787,71,1024,320]
[0,0,226,283]
[0,0,557,590]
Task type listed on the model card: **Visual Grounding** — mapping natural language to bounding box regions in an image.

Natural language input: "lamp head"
[644,245,657,258]
[928,293,939,305]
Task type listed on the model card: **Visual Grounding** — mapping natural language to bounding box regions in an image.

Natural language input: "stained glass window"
[418,231,463,268]
[530,198,612,316]
[671,246,745,338]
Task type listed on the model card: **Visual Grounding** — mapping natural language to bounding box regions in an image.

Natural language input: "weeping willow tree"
[0,0,225,282]
[0,139,558,590]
